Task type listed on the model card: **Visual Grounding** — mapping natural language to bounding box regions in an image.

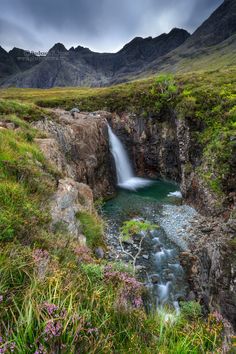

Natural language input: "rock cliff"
[34,109,115,198]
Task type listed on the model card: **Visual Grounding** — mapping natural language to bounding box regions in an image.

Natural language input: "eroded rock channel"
[34,108,236,330]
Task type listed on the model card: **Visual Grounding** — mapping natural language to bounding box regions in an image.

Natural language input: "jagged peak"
[48,43,67,53]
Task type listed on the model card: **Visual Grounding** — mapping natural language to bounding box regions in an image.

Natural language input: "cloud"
[0,0,223,52]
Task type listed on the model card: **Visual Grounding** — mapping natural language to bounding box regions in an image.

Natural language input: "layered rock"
[34,109,115,198]
[181,212,236,330]
[108,112,181,182]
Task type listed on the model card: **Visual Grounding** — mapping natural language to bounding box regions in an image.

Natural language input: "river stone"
[142,255,149,260]
[70,108,80,114]
[151,275,160,284]
[94,247,105,259]
[122,238,134,245]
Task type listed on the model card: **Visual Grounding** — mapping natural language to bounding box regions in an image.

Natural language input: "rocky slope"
[144,0,236,74]
[0,28,189,88]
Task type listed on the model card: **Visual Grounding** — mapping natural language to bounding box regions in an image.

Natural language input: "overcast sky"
[0,0,223,53]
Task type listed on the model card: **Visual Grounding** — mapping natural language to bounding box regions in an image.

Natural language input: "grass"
[0,110,57,242]
[0,68,235,352]
[0,239,227,353]
[77,212,105,249]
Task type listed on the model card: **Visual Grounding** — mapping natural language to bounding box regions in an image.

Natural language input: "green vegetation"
[0,110,57,242]
[120,219,157,241]
[0,68,235,352]
[77,212,105,249]
[0,239,227,353]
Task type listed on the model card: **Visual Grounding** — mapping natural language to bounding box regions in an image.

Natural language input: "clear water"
[102,180,189,313]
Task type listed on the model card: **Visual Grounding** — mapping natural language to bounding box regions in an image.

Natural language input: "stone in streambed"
[94,247,105,259]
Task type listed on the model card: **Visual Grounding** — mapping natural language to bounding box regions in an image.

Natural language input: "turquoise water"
[104,179,180,218]
[103,180,189,311]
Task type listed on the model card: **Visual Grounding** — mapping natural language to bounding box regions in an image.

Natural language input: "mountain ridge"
[0,0,236,88]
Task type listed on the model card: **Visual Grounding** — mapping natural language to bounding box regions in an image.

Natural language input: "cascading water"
[108,125,151,190]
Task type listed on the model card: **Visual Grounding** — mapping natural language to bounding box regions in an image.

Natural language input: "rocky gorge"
[30,106,236,331]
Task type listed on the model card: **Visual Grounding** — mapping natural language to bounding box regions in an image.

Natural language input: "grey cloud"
[0,0,223,52]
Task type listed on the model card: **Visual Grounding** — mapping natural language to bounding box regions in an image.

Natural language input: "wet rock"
[187,291,196,301]
[151,275,160,284]
[142,255,149,260]
[136,265,146,271]
[122,238,134,245]
[95,247,105,259]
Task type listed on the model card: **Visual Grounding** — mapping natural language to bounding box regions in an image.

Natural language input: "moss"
[77,211,105,249]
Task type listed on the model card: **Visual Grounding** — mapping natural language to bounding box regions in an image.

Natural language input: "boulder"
[50,178,94,238]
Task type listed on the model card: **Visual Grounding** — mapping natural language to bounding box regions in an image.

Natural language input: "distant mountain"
[0,0,236,88]
[0,29,190,88]
[0,46,19,80]
[143,0,236,75]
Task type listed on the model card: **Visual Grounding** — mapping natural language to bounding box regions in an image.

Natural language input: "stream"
[104,125,197,315]
[102,181,196,314]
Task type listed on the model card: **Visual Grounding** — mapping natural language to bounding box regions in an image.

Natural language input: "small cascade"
[108,125,151,190]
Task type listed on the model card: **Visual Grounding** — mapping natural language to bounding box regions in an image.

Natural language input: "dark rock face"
[34,109,116,198]
[108,112,236,329]
[0,28,190,88]
[109,112,181,182]
[183,214,236,330]
[108,112,225,216]
[186,0,236,48]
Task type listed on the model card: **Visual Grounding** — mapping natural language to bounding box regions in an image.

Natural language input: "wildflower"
[42,302,58,316]
[87,328,98,335]
[74,246,94,263]
[34,343,47,354]
[0,296,3,303]
[32,249,49,262]
[44,321,62,340]
[104,267,143,309]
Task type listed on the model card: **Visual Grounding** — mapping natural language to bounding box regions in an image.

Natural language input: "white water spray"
[108,125,151,190]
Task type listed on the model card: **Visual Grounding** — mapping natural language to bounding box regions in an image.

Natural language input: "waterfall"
[108,125,151,190]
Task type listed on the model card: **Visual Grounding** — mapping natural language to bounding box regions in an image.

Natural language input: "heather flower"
[44,320,62,340]
[32,249,50,280]
[9,342,16,353]
[74,246,93,263]
[42,302,58,316]
[104,267,143,309]
[87,328,98,335]
[211,311,224,323]
[32,249,49,262]
[0,296,3,303]
[34,343,47,354]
